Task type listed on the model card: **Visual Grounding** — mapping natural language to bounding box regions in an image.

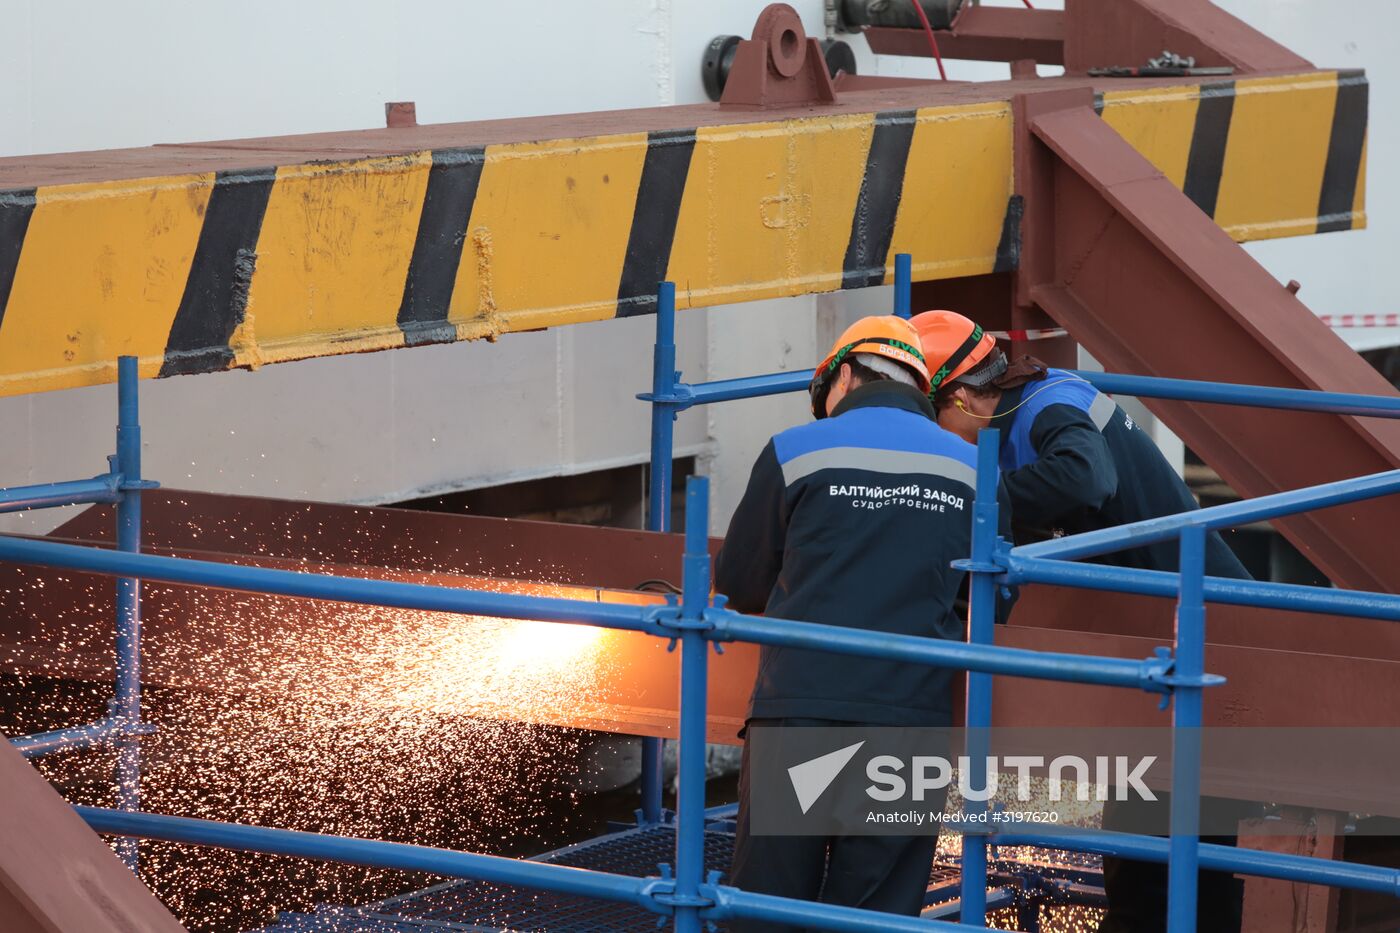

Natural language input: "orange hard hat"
[809,316,930,418]
[910,310,999,391]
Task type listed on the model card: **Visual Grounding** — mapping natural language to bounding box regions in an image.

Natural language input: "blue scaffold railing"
[1,265,1398,931]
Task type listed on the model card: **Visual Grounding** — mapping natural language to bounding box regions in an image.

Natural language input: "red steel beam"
[864,8,1065,66]
[987,626,1400,814]
[1064,0,1311,75]
[866,0,1311,77]
[1016,91,1400,594]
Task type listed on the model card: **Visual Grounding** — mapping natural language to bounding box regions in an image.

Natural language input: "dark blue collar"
[830,380,936,421]
[992,384,1024,447]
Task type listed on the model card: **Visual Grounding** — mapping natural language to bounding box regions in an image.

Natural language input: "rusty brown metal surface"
[50,490,711,592]
[864,8,1066,66]
[1017,93,1400,594]
[1011,583,1400,661]
[1013,88,1092,369]
[1009,59,1039,81]
[1239,808,1343,932]
[830,73,944,93]
[0,738,186,932]
[988,627,1400,813]
[384,101,418,128]
[720,3,837,108]
[1063,0,1311,75]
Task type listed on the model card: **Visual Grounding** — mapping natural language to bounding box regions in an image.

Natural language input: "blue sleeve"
[1004,404,1118,530]
[714,440,787,614]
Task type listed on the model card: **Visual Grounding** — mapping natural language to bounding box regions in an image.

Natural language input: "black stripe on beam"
[842,110,917,290]
[992,195,1024,274]
[0,188,36,330]
[616,129,697,318]
[397,147,487,344]
[1182,81,1236,219]
[1317,70,1368,234]
[160,167,276,377]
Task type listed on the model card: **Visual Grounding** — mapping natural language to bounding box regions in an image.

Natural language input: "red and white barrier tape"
[1317,313,1400,328]
[987,328,1069,341]
[988,316,1398,342]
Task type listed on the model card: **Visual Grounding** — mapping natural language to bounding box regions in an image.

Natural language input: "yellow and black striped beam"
[0,70,1366,397]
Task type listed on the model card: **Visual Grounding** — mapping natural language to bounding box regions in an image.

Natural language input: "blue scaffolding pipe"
[113,355,144,870]
[640,280,680,825]
[894,253,912,319]
[958,429,1001,925]
[922,887,1019,922]
[0,475,123,514]
[706,886,979,932]
[685,370,811,407]
[1072,369,1400,419]
[647,280,679,537]
[672,479,713,933]
[10,716,150,758]
[1167,526,1206,933]
[1015,469,1400,564]
[77,805,661,907]
[645,363,1400,419]
[713,611,1179,691]
[993,829,1400,899]
[1004,555,1400,621]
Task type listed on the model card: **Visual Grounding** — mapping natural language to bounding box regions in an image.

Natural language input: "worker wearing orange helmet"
[912,309,1253,933]
[715,316,1014,930]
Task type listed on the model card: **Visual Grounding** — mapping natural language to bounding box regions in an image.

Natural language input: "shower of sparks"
[1,560,630,932]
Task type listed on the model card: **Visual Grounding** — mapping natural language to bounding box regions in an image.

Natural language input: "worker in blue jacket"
[913,310,1252,933]
[715,316,1014,931]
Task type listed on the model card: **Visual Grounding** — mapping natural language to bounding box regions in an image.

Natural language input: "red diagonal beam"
[1064,0,1310,75]
[1018,93,1400,593]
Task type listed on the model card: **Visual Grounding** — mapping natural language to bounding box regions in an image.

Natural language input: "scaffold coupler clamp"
[950,540,1012,577]
[642,594,719,651]
[636,375,696,416]
[105,454,161,492]
[1142,646,1227,709]
[643,864,718,924]
[103,706,159,738]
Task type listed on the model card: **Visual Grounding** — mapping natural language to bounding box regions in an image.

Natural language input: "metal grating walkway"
[257,823,732,932]
[255,822,1103,931]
